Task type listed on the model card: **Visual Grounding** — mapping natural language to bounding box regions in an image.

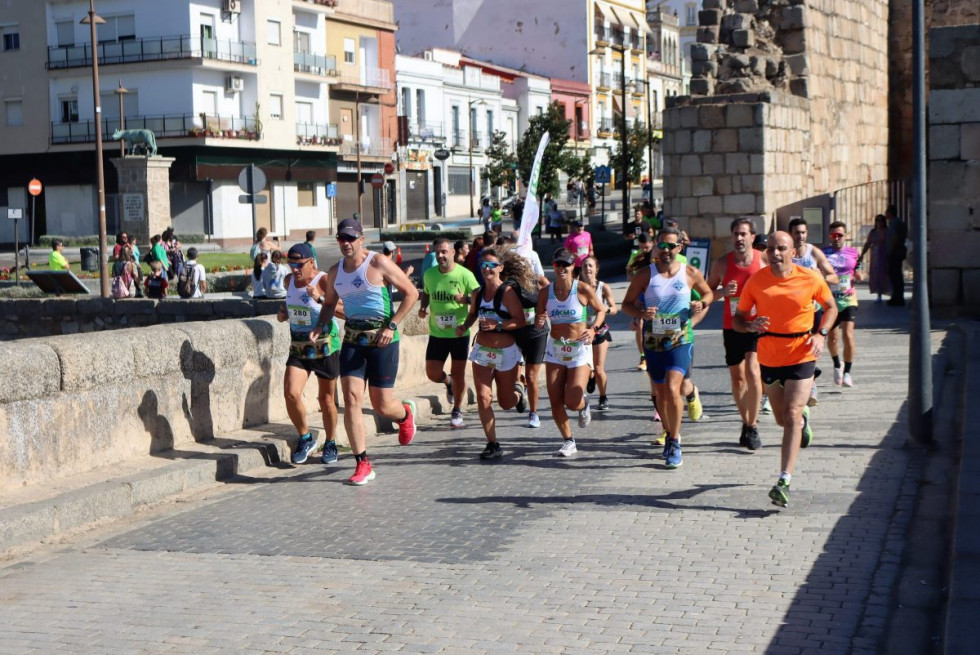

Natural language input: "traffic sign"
[326,182,337,198]
[237,165,266,193]
[383,162,395,174]
[371,172,385,189]
[28,179,42,196]
[239,194,268,204]
[433,148,450,161]
[594,165,612,184]
[7,208,23,220]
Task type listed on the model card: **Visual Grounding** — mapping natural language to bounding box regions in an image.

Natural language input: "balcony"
[575,122,591,140]
[595,72,612,91]
[596,118,613,138]
[294,0,338,8]
[332,0,395,25]
[293,51,337,77]
[409,121,444,141]
[594,24,610,46]
[332,63,392,93]
[50,113,261,145]
[47,35,258,70]
[296,122,341,146]
[338,137,393,159]
[469,131,485,151]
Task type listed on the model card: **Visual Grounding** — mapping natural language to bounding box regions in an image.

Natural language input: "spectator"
[112,232,129,259]
[262,250,290,299]
[546,196,565,242]
[144,259,168,299]
[382,240,415,296]
[111,246,138,298]
[251,252,269,298]
[421,239,438,276]
[183,247,207,298]
[511,196,525,232]
[304,230,318,268]
[250,227,279,261]
[162,227,184,280]
[884,206,907,306]
[148,235,168,271]
[49,239,69,271]
[858,214,890,303]
[491,201,503,233]
[481,197,492,233]
[454,239,470,266]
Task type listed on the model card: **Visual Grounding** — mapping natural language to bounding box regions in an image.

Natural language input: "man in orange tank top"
[707,218,767,451]
[734,232,837,508]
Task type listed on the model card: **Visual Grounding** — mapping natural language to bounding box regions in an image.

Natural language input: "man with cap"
[381,240,415,297]
[309,218,420,486]
[279,242,342,467]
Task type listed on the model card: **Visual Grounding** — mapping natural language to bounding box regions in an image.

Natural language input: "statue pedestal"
[111,156,175,246]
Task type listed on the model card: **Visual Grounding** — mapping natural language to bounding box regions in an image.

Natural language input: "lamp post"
[591,43,630,234]
[81,0,110,297]
[468,98,486,218]
[114,80,128,157]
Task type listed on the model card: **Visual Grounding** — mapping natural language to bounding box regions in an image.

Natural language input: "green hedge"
[379,230,471,243]
[39,234,208,248]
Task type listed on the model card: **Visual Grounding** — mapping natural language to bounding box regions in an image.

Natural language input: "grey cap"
[382,241,396,254]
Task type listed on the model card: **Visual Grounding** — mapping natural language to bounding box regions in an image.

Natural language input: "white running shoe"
[527,411,541,428]
[807,381,819,407]
[761,395,772,414]
[449,409,464,429]
[578,396,592,428]
[558,439,577,457]
[843,372,854,387]
[833,367,843,386]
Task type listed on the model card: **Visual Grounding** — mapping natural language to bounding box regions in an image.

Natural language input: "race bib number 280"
[288,304,313,327]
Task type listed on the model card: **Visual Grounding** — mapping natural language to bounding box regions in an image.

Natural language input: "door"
[200,15,216,59]
[432,165,443,216]
[405,171,428,221]
[340,107,354,141]
[255,189,272,232]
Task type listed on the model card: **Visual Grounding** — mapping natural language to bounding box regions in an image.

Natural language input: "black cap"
[552,248,576,266]
[637,233,652,244]
[752,233,768,249]
[288,243,315,260]
[337,218,363,238]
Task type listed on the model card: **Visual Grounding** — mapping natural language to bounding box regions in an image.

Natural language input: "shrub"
[378,229,471,243]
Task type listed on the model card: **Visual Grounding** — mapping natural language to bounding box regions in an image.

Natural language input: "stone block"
[713,217,734,236]
[725,153,752,174]
[781,29,807,55]
[38,331,135,393]
[781,6,806,30]
[930,269,962,306]
[722,14,750,32]
[692,177,714,196]
[680,155,703,176]
[690,79,713,96]
[697,26,719,44]
[693,129,713,153]
[699,105,726,129]
[929,161,967,200]
[701,0,723,9]
[691,60,718,77]
[699,9,722,26]
[964,269,980,308]
[213,299,256,318]
[703,154,725,175]
[714,129,739,152]
[929,88,980,124]
[689,217,714,237]
[75,298,115,317]
[963,46,980,82]
[157,299,215,317]
[738,127,764,152]
[734,0,759,12]
[673,176,692,197]
[0,342,61,403]
[0,503,56,552]
[790,78,809,98]
[724,194,757,214]
[690,44,715,62]
[673,129,692,154]
[725,104,755,128]
[931,229,980,268]
[751,154,765,173]
[124,324,189,379]
[699,196,723,213]
[680,197,699,217]
[43,299,76,317]
[786,54,809,77]
[962,123,980,160]
[741,174,764,193]
[929,125,961,160]
[732,29,755,48]
[55,482,133,530]
[116,299,158,316]
[715,175,733,195]
[680,107,700,128]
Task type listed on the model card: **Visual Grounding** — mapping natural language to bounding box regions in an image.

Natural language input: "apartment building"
[646,4,684,180]
[0,0,397,246]
[647,0,695,94]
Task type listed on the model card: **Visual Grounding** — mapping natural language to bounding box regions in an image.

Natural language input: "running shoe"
[515,382,528,414]
[653,409,662,422]
[637,356,647,371]
[769,479,790,507]
[597,396,609,411]
[664,438,683,469]
[291,432,318,465]
[398,400,417,446]
[807,381,819,407]
[654,430,667,448]
[450,409,464,429]
[527,411,541,428]
[739,424,749,447]
[578,396,592,428]
[686,386,703,422]
[843,373,854,388]
[444,374,454,405]
[801,405,813,448]
[479,441,502,460]
[744,425,762,451]
[586,374,596,394]
[761,395,772,414]
[320,440,339,464]
[833,366,843,386]
[558,439,578,457]
[347,459,375,486]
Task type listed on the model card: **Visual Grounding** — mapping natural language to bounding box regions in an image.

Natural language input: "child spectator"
[144,260,168,299]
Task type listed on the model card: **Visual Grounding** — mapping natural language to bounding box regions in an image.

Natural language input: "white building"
[647,0,695,94]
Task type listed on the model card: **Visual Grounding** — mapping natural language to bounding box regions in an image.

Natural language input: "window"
[415,89,425,126]
[56,21,74,47]
[5,100,23,126]
[2,26,20,52]
[343,38,355,64]
[448,166,470,195]
[294,30,310,54]
[267,20,281,46]
[100,90,138,120]
[269,94,283,120]
[96,15,135,43]
[297,182,316,207]
[451,105,460,145]
[60,97,79,123]
[686,4,697,27]
[400,87,411,116]
[486,110,494,139]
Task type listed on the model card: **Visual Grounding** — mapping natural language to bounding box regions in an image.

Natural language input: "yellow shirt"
[49,250,70,270]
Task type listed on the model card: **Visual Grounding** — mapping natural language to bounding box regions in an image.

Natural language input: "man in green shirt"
[419,238,480,429]
[49,239,70,270]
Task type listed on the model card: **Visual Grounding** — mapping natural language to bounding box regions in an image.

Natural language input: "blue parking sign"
[594,165,612,184]
[326,182,337,198]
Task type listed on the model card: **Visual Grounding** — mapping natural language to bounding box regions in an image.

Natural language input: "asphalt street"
[0,282,928,655]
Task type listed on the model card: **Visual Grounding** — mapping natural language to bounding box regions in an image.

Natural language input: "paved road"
[0,284,928,654]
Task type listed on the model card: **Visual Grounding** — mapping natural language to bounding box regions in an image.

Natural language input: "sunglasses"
[480,261,501,270]
[658,242,681,250]
[553,261,572,268]
[829,232,846,238]
[287,259,309,269]
[336,234,359,243]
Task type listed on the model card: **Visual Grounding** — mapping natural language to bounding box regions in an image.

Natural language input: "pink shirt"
[563,231,593,265]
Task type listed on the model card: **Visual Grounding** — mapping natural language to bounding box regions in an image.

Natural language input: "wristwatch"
[387,320,398,331]
[818,327,828,337]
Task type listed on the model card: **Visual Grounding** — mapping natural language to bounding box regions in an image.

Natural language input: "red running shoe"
[347,459,375,486]
[398,400,417,445]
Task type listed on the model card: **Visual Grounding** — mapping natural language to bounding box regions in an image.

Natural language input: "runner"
[706,218,767,449]
[418,238,480,428]
[822,221,862,387]
[279,243,343,466]
[734,231,837,507]
[455,246,533,459]
[628,234,655,373]
[309,219,420,486]
[535,248,606,456]
[578,256,618,411]
[622,228,713,469]
[788,217,838,407]
[505,233,550,429]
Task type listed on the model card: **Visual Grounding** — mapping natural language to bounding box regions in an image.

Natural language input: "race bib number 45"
[474,346,504,369]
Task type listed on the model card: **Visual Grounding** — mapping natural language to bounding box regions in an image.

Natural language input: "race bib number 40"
[474,346,504,369]
[552,338,584,363]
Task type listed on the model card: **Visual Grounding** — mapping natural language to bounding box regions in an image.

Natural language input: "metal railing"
[338,137,393,157]
[50,113,260,144]
[47,35,258,69]
[293,51,337,76]
[597,118,614,134]
[410,122,444,140]
[595,72,612,89]
[832,179,909,243]
[296,122,340,144]
[335,63,392,90]
[469,131,484,150]
[594,25,610,43]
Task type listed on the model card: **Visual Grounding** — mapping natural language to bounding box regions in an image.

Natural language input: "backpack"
[110,261,132,299]
[167,248,185,279]
[177,264,196,298]
[488,278,538,318]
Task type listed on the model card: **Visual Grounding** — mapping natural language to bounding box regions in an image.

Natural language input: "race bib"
[834,274,852,296]
[288,304,313,328]
[474,346,504,369]
[728,297,739,317]
[576,246,588,258]
[552,338,584,362]
[435,313,457,329]
[649,314,681,335]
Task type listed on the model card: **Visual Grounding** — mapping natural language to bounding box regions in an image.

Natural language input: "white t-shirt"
[262,262,290,298]
[186,261,206,298]
[524,249,545,278]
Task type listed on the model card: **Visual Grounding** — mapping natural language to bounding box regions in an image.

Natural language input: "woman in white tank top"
[577,256,618,411]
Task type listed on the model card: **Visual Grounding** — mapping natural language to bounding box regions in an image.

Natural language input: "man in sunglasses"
[822,221,862,387]
[622,228,713,470]
[309,219,420,486]
[734,232,837,508]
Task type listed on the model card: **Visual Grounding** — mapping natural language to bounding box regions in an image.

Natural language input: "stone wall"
[927,24,980,311]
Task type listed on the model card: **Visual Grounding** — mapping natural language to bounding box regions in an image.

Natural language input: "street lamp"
[468,98,486,219]
[591,43,629,234]
[114,80,128,157]
[81,0,110,297]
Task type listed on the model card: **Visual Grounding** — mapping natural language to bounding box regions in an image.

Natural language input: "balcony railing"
[295,0,338,6]
[47,35,258,69]
[333,0,394,24]
[594,24,610,44]
[296,122,340,145]
[595,72,612,89]
[597,118,614,135]
[51,113,260,144]
[410,121,444,140]
[335,63,392,90]
[293,51,338,76]
[338,137,393,157]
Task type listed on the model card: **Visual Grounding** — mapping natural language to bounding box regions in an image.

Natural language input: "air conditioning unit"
[223,0,241,14]
[225,75,244,92]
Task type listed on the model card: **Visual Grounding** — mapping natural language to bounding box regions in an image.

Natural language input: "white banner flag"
[516,131,550,252]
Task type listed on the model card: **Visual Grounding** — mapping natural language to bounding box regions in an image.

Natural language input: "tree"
[482,130,518,196]
[609,120,649,190]
[515,102,571,199]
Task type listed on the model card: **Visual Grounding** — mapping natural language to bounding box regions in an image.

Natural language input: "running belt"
[759,331,809,338]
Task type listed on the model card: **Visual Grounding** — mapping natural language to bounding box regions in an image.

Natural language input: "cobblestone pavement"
[0,285,929,654]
